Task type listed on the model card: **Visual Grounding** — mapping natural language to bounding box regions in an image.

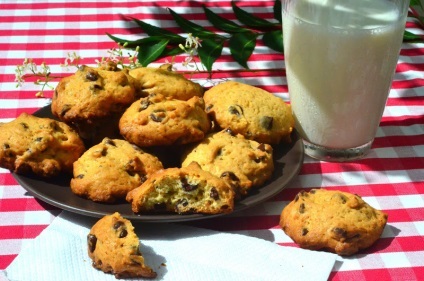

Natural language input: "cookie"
[203,81,294,144]
[181,128,274,197]
[70,138,163,203]
[0,113,85,177]
[119,94,211,147]
[126,162,235,215]
[51,62,138,143]
[129,64,204,100]
[87,212,157,279]
[279,189,388,256]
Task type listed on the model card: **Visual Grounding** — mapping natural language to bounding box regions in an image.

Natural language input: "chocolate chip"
[205,104,213,113]
[333,227,347,238]
[119,229,128,238]
[139,99,151,111]
[113,221,124,230]
[228,105,243,116]
[224,128,236,136]
[89,84,103,91]
[220,171,239,182]
[254,156,266,163]
[76,174,84,179]
[294,194,299,202]
[150,110,166,122]
[154,202,167,210]
[179,199,189,207]
[3,143,10,149]
[101,148,107,156]
[260,116,273,130]
[257,143,266,152]
[104,138,116,147]
[60,104,71,117]
[181,178,198,192]
[302,228,309,236]
[87,234,97,253]
[210,187,219,200]
[339,194,347,204]
[35,137,43,142]
[175,199,189,213]
[299,203,305,214]
[20,122,29,130]
[310,189,316,194]
[85,70,98,81]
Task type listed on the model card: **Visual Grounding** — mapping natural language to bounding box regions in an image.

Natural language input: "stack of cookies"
[0,62,295,216]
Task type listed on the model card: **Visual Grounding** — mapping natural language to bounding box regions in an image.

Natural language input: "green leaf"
[229,31,257,69]
[130,17,185,44]
[232,1,278,29]
[168,8,222,39]
[262,29,283,53]
[197,38,224,72]
[274,0,282,23]
[403,30,424,42]
[203,5,249,33]
[137,39,169,66]
[106,33,168,48]
[161,47,185,57]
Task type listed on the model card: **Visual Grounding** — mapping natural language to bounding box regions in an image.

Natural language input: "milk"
[283,0,407,149]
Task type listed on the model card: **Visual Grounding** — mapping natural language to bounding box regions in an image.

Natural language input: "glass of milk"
[282,0,410,161]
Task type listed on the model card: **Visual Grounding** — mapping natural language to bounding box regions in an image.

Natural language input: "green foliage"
[108,0,423,71]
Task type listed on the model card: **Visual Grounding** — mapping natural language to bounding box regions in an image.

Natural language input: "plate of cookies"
[5,63,304,222]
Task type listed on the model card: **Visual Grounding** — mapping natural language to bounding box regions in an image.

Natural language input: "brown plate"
[12,105,304,222]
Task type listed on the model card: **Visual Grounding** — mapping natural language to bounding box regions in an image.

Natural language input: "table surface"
[0,1,423,280]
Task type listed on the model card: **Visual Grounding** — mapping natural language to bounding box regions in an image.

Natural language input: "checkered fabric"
[0,1,423,280]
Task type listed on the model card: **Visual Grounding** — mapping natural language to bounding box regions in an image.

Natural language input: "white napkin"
[5,211,336,281]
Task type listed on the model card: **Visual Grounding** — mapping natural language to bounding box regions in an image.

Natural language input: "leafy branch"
[108,1,283,72]
[405,0,424,42]
[108,0,424,72]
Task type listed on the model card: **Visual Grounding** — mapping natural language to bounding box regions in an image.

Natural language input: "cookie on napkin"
[280,189,388,256]
[87,212,157,279]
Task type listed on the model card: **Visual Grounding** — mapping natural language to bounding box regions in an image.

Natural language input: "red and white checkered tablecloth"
[0,1,423,280]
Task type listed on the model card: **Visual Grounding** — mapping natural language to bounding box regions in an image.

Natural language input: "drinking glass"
[282,0,410,161]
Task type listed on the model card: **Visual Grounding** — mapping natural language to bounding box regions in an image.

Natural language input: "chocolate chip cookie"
[204,81,294,144]
[0,113,85,177]
[119,94,211,147]
[70,138,163,203]
[87,212,157,279]
[280,189,388,256]
[129,64,204,100]
[126,162,235,215]
[181,128,274,197]
[52,62,138,143]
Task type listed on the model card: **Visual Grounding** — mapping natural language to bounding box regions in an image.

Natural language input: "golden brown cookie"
[119,94,211,147]
[0,113,85,177]
[70,138,163,203]
[280,189,388,256]
[129,64,204,100]
[126,162,235,215]
[204,81,294,144]
[181,129,274,197]
[52,62,138,143]
[87,212,157,279]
